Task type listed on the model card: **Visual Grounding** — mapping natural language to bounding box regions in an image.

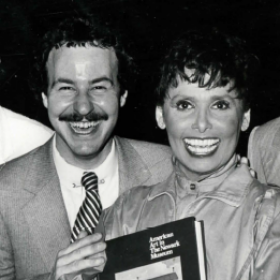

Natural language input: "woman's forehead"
[166,80,238,99]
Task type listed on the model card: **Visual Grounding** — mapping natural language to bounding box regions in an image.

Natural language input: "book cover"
[101,217,206,280]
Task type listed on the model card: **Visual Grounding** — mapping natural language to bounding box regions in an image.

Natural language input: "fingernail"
[95,258,105,266]
[94,233,102,239]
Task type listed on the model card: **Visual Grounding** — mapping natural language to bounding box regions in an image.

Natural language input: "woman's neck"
[175,154,238,183]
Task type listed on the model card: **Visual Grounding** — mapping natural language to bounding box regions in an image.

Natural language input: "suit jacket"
[248,117,280,186]
[0,136,172,280]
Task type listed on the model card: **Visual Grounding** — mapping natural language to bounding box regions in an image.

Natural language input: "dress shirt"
[53,136,119,228]
[0,106,53,164]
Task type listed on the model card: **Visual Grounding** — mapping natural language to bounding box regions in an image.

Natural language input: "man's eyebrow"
[89,77,114,85]
[51,78,74,89]
[51,77,115,89]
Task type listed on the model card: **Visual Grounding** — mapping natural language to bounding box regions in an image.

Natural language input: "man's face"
[43,45,127,168]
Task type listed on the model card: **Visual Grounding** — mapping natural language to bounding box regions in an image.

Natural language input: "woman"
[104,30,280,280]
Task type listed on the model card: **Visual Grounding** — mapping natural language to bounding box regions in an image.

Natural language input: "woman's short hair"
[29,16,135,99]
[156,28,259,111]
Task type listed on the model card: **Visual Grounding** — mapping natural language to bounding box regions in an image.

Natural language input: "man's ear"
[120,90,128,107]
[241,109,251,131]
[42,92,48,109]
[156,106,166,129]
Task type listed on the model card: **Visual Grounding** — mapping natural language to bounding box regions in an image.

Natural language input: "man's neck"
[55,135,114,170]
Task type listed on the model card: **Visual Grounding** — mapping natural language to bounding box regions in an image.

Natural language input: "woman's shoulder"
[113,173,174,212]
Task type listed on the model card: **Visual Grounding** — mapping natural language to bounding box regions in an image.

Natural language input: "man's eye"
[92,86,107,90]
[176,101,193,110]
[59,87,75,91]
[212,101,230,110]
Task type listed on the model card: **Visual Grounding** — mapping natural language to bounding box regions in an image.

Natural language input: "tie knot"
[81,172,98,191]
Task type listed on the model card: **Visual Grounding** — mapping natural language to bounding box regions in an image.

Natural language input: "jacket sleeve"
[252,188,280,280]
[0,210,52,280]
[0,209,15,280]
[248,124,280,187]
[103,187,150,241]
[103,195,127,241]
[248,126,268,185]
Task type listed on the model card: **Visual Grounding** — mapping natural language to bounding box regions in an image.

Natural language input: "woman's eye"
[212,101,230,110]
[176,101,193,110]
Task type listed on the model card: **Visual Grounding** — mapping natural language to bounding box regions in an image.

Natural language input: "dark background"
[1,0,280,155]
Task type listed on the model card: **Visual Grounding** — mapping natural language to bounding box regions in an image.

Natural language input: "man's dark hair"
[156,28,259,110]
[30,16,135,99]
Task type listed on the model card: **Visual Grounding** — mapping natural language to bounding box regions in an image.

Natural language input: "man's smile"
[69,121,102,134]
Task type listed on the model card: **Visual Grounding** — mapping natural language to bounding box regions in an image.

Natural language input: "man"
[0,105,53,164]
[0,16,172,279]
[248,118,280,186]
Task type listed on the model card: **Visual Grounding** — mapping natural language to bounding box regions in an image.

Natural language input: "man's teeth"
[71,122,97,129]
[184,138,220,147]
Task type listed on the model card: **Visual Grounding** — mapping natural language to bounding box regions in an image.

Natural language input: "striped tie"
[71,172,102,243]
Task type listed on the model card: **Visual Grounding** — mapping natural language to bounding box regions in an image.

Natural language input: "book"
[100,217,207,280]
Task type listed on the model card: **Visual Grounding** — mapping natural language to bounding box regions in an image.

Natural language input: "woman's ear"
[42,92,48,109]
[241,109,251,131]
[156,106,166,129]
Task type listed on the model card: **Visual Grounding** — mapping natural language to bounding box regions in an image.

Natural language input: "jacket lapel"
[22,138,71,270]
[115,136,152,195]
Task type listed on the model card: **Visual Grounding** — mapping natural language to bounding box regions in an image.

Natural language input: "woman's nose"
[191,110,212,133]
[73,92,93,116]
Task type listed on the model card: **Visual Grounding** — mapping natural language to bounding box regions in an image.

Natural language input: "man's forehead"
[46,44,118,68]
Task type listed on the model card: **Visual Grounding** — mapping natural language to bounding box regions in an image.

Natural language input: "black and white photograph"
[0,0,279,279]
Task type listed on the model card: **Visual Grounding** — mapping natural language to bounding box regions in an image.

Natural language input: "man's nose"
[191,109,212,133]
[73,92,93,116]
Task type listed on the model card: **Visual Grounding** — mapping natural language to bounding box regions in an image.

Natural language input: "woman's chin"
[176,150,237,181]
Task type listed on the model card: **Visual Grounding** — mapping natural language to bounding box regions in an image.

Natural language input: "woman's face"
[156,80,250,181]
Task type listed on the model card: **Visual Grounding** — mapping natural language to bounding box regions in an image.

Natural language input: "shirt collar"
[174,154,238,193]
[53,135,117,188]
[148,154,254,207]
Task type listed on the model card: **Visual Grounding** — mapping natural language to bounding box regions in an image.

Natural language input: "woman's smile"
[183,137,220,157]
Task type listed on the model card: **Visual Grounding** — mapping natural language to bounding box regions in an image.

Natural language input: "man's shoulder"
[0,141,50,190]
[253,117,280,140]
[249,117,280,151]
[116,136,172,160]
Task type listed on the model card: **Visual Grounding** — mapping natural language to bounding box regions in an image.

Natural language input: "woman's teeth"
[184,138,220,155]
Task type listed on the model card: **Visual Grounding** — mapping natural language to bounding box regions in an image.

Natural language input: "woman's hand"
[236,155,256,178]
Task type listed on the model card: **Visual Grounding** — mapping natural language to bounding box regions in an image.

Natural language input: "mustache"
[59,111,109,122]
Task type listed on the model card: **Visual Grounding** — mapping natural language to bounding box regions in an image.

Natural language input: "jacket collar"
[23,135,57,194]
[22,136,71,270]
[115,136,152,195]
[148,160,253,207]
